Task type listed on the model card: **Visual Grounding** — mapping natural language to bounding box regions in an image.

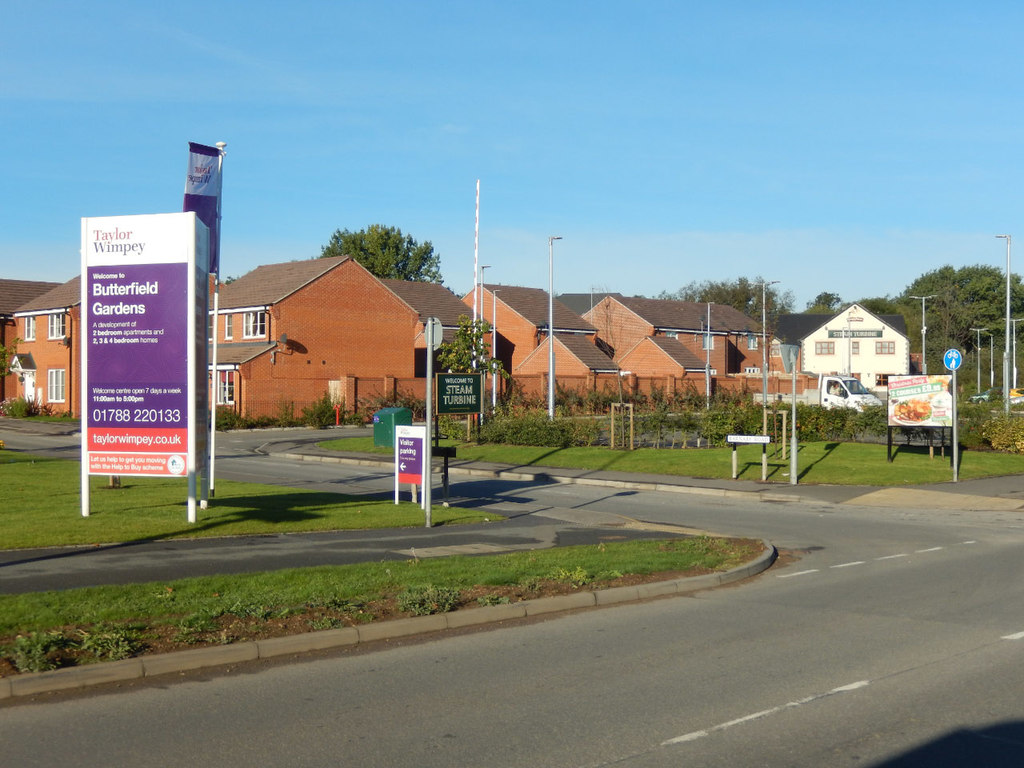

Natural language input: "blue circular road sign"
[943,348,963,371]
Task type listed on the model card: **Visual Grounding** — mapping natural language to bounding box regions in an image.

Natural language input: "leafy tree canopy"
[321,224,442,283]
[658,276,795,328]
[436,316,493,373]
[805,292,843,313]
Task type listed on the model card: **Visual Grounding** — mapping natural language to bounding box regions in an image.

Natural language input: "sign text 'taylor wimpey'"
[92,227,145,256]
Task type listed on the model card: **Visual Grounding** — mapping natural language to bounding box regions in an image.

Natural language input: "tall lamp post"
[1012,317,1024,390]
[997,234,1012,415]
[757,280,779,434]
[908,294,936,375]
[970,327,987,393]
[547,236,561,420]
[491,289,500,409]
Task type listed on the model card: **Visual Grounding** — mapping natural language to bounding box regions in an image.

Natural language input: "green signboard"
[827,329,883,338]
[436,373,483,414]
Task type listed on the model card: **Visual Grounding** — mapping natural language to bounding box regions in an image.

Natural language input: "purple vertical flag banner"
[183,142,222,274]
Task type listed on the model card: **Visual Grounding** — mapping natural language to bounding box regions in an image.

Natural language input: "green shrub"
[397,585,461,615]
[1,397,38,419]
[77,624,143,662]
[302,392,340,429]
[479,409,600,447]
[982,417,1024,453]
[10,632,66,672]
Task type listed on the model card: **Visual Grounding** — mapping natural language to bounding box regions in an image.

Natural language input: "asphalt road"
[4,427,1024,766]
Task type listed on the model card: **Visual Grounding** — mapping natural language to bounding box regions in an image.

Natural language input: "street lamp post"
[547,236,561,420]
[970,327,987,393]
[989,332,995,389]
[492,289,499,409]
[908,294,936,375]
[757,280,779,435]
[1012,317,1024,389]
[997,235,1012,415]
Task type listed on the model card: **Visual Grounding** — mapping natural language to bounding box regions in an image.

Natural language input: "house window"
[224,314,234,339]
[217,371,236,405]
[852,341,860,355]
[701,333,714,351]
[48,313,66,340]
[771,340,781,357]
[47,369,66,403]
[24,316,35,341]
[815,341,835,355]
[665,331,678,339]
[747,334,759,350]
[243,311,266,339]
[744,366,761,374]
[876,341,895,355]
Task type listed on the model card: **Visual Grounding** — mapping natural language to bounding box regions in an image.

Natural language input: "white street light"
[492,289,500,409]
[970,327,988,393]
[908,294,936,375]
[997,235,1012,415]
[547,237,561,420]
[756,280,779,434]
[1012,317,1024,389]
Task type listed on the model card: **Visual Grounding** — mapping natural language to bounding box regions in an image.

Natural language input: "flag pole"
[208,142,226,499]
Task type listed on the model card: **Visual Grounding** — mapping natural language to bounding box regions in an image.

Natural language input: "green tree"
[436,315,492,373]
[899,264,1024,372]
[805,292,843,313]
[659,276,795,328]
[0,337,18,377]
[320,224,442,282]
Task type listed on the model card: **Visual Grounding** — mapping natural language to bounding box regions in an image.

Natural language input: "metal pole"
[790,363,797,485]
[548,236,561,419]
[989,333,995,389]
[997,235,1012,415]
[492,289,499,409]
[705,302,712,409]
[970,327,987,392]
[759,280,778,433]
[909,294,935,375]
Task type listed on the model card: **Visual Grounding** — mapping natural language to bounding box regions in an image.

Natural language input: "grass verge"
[320,437,1024,485]
[0,537,763,674]
[0,451,497,550]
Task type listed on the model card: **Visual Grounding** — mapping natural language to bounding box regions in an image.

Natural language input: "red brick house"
[381,279,472,377]
[585,295,763,378]
[10,278,81,415]
[1,279,62,404]
[213,257,420,417]
[467,284,597,373]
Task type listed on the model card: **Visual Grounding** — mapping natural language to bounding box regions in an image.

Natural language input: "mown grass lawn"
[0,451,496,550]
[319,436,1024,485]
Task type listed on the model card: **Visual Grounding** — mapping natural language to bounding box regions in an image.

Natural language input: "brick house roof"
[216,341,276,365]
[642,336,707,369]
[556,334,618,372]
[482,284,595,333]
[557,292,624,316]
[611,296,759,333]
[219,257,350,309]
[381,279,471,327]
[0,279,62,316]
[13,277,82,313]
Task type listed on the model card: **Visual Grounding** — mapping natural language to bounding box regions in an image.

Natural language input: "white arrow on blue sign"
[943,349,962,371]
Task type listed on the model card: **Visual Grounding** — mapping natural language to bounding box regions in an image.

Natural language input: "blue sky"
[3,1,1023,309]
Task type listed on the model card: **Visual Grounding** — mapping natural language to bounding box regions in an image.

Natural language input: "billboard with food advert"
[887,374,953,428]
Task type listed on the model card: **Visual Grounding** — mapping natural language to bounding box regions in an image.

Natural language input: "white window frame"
[48,312,66,340]
[24,316,35,341]
[47,368,66,403]
[747,334,758,350]
[700,333,714,351]
[217,370,236,405]
[243,311,267,339]
[224,314,234,340]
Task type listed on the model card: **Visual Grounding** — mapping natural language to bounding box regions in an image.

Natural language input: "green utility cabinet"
[373,407,412,447]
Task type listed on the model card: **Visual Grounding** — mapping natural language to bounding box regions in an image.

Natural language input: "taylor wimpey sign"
[81,213,208,478]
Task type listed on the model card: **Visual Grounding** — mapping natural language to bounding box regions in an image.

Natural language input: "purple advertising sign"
[82,213,207,479]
